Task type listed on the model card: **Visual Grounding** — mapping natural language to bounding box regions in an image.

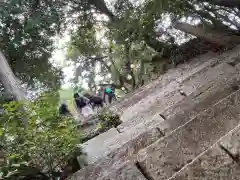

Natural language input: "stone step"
[82,128,119,164]
[72,72,240,180]
[127,72,240,137]
[70,46,240,180]
[169,123,240,180]
[70,126,164,180]
[110,52,217,114]
[87,62,240,164]
[69,161,148,180]
[117,53,217,118]
[119,45,240,124]
[97,162,147,180]
[118,62,238,132]
[137,89,240,180]
[160,73,240,134]
[84,121,164,165]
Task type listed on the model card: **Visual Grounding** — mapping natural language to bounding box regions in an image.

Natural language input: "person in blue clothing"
[103,84,117,104]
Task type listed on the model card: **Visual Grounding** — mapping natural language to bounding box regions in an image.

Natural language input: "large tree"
[65,0,240,92]
[0,0,66,97]
[0,51,25,101]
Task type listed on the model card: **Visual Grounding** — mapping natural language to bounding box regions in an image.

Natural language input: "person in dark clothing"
[73,93,90,114]
[59,103,72,116]
[83,93,104,110]
[89,96,104,110]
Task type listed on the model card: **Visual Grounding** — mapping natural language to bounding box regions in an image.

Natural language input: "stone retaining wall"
[69,45,240,180]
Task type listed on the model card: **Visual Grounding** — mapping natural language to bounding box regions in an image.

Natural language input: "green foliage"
[80,111,121,143]
[0,0,65,90]
[66,23,106,92]
[65,0,240,92]
[68,25,101,58]
[65,0,165,91]
[0,92,81,179]
[96,111,121,133]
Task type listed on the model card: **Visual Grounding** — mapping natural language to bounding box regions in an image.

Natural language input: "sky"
[51,34,73,89]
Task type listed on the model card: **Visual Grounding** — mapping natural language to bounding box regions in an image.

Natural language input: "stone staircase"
[69,45,240,180]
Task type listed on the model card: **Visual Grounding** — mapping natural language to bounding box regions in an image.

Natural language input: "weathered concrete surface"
[130,76,240,137]
[103,119,165,161]
[87,73,236,165]
[115,53,218,117]
[110,52,217,114]
[161,69,240,133]
[90,123,163,164]
[170,124,240,180]
[118,62,239,133]
[69,126,164,180]
[69,161,147,180]
[98,162,147,180]
[119,59,216,124]
[81,62,240,168]
[82,128,119,164]
[119,81,184,125]
[72,70,240,180]
[137,89,240,180]
[69,45,240,180]
[118,45,240,124]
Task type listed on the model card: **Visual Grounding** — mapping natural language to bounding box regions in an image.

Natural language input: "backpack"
[105,87,113,94]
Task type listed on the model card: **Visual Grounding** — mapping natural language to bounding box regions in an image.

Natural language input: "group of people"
[59,85,117,118]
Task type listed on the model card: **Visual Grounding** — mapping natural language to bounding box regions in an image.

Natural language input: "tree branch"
[173,22,240,46]
[87,0,117,22]
[202,0,240,8]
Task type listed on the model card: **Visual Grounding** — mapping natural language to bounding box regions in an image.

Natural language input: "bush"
[0,92,83,180]
[96,111,122,133]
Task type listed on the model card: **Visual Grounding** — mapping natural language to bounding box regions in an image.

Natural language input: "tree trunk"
[124,44,136,90]
[0,51,25,101]
[136,59,145,88]
[174,22,240,47]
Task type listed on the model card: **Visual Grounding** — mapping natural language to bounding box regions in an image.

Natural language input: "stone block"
[179,63,236,94]
[137,89,240,180]
[98,162,147,180]
[118,52,218,121]
[120,80,183,123]
[177,52,216,72]
[69,162,148,180]
[76,76,239,179]
[170,124,240,180]
[91,122,163,164]
[119,63,238,132]
[82,128,119,164]
[70,126,164,180]
[69,46,240,180]
[161,73,240,133]
[175,55,217,85]
[112,45,240,115]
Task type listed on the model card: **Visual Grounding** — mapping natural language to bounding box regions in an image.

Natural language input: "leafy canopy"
[0,92,81,179]
[0,0,66,90]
